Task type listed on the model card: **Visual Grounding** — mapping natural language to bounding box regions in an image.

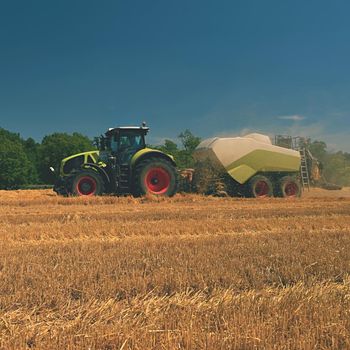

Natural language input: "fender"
[82,163,111,184]
[131,148,176,168]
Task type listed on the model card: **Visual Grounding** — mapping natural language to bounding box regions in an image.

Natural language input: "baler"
[191,133,302,197]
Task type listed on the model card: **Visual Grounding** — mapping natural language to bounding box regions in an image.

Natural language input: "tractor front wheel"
[134,158,178,197]
[70,170,104,196]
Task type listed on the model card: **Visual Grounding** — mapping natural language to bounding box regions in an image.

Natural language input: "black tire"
[70,170,105,196]
[247,175,273,198]
[133,157,178,197]
[277,176,302,198]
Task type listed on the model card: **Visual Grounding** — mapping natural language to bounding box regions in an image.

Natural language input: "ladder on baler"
[299,148,310,190]
[275,135,311,191]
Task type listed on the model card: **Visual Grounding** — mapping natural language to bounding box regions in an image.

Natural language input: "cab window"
[109,135,118,152]
[119,133,144,151]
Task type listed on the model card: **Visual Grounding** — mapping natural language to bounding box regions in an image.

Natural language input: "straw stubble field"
[0,189,350,349]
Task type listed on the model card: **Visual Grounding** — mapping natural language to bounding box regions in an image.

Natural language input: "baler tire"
[70,170,104,196]
[247,175,273,198]
[277,176,301,198]
[133,158,178,197]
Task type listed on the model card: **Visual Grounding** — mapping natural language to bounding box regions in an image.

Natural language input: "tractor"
[53,124,178,197]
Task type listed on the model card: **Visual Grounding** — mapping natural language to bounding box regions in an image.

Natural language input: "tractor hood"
[60,150,100,176]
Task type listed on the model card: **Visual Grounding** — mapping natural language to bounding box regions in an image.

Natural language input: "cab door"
[118,131,145,164]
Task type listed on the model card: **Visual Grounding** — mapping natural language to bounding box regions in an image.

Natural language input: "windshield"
[106,131,145,153]
[119,134,143,149]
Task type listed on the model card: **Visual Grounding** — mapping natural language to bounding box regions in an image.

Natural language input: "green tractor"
[53,124,178,197]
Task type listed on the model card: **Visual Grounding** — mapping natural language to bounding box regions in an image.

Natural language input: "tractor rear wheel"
[247,175,273,198]
[277,176,301,198]
[70,170,104,196]
[133,158,178,197]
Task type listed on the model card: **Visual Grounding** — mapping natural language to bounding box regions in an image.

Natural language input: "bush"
[0,129,34,189]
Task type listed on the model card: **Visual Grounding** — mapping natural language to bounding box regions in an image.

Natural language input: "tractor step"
[118,164,131,192]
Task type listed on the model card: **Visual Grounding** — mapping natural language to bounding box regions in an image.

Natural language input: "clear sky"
[1,0,350,150]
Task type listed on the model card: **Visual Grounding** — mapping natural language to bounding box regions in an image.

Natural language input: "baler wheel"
[247,175,273,198]
[277,176,301,198]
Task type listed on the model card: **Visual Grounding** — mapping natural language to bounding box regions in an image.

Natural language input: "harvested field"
[0,189,349,349]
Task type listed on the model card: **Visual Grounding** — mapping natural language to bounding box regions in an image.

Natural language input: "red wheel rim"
[284,182,298,197]
[255,180,270,197]
[145,167,171,194]
[76,176,97,196]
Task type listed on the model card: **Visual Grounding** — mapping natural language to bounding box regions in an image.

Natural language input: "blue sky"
[1,0,350,150]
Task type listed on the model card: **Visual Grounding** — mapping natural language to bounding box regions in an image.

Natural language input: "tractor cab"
[98,126,149,164]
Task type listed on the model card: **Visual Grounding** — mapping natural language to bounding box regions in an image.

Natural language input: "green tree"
[323,151,350,186]
[22,137,40,183]
[0,128,34,189]
[156,130,201,169]
[178,129,201,153]
[39,132,94,183]
[177,130,201,168]
[157,139,178,156]
[308,140,327,161]
[305,139,350,186]
[162,139,179,154]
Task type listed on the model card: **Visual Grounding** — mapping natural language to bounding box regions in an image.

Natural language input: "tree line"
[0,128,93,189]
[0,126,349,189]
[308,140,350,186]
